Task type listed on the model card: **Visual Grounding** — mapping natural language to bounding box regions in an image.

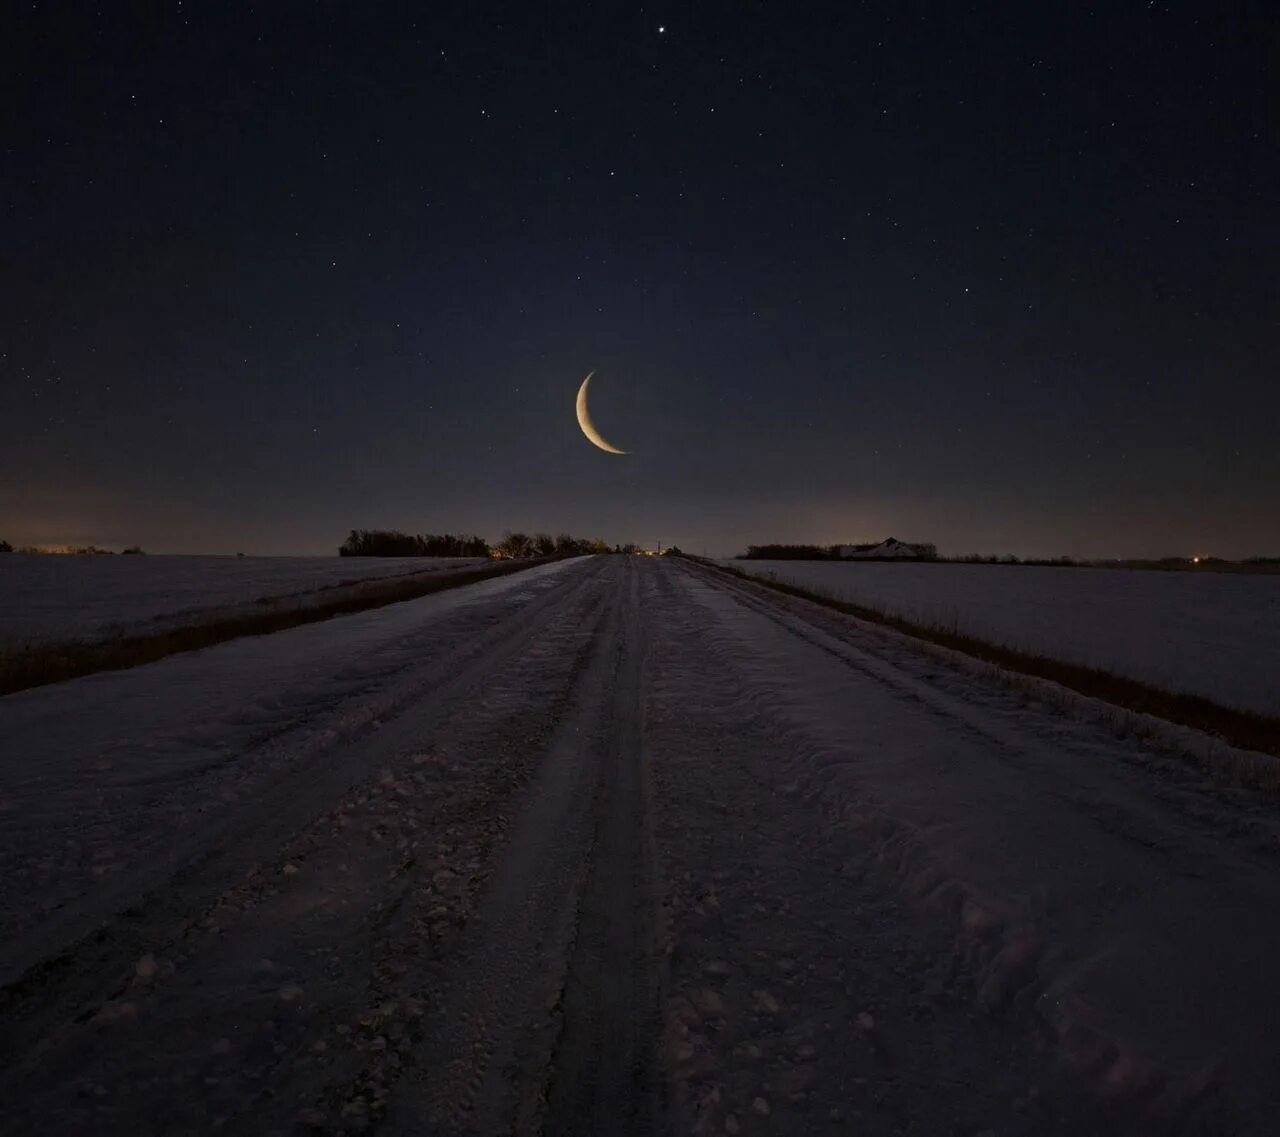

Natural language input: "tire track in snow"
[541,557,665,1137]
[0,561,605,1062]
[671,558,1280,1132]
[381,557,664,1137]
[645,569,1112,1136]
[0,561,614,1134]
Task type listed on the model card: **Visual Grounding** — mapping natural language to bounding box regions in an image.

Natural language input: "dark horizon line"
[4,541,1280,567]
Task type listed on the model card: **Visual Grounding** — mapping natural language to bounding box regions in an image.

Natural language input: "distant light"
[1192,555,1200,563]
[658,25,666,34]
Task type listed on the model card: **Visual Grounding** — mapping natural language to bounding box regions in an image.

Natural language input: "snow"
[0,556,583,985]
[674,563,1280,1128]
[0,554,1276,1129]
[723,559,1280,716]
[0,553,490,648]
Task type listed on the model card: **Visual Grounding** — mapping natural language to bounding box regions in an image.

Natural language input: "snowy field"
[724,559,1280,716]
[0,554,490,649]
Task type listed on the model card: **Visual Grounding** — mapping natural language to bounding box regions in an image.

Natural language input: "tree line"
[338,529,627,559]
[742,542,940,560]
[742,543,838,560]
[493,532,618,558]
[0,541,142,554]
[339,530,490,557]
[734,543,1280,573]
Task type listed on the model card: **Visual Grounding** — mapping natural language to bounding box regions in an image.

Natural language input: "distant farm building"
[836,537,937,560]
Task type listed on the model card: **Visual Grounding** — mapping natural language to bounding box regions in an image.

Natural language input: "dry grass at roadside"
[0,558,553,696]
[704,558,1280,764]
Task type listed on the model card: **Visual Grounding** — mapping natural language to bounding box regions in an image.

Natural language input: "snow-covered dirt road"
[1,556,1276,1135]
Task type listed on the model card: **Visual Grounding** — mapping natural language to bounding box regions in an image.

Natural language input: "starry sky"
[3,3,1275,558]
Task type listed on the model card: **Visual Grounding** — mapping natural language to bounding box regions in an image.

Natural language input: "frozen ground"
[725,559,1280,716]
[0,553,490,648]
[1,556,1277,1134]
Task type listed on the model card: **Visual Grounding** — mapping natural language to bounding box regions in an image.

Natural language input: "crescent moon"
[575,371,628,455]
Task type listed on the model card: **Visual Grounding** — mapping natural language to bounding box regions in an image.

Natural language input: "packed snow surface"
[0,553,490,648]
[1,555,1278,1133]
[724,559,1280,716]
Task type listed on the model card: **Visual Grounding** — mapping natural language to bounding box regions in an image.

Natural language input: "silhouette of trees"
[500,532,613,557]
[741,542,939,561]
[743,544,835,560]
[496,531,533,559]
[0,540,12,553]
[339,530,488,557]
[338,528,635,559]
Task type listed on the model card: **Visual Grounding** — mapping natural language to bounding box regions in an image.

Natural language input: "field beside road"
[726,558,1280,717]
[0,553,492,649]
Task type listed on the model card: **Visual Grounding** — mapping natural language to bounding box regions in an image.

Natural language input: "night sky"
[3,3,1275,558]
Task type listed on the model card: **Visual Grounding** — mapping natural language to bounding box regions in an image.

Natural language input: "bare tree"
[498,531,534,558]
